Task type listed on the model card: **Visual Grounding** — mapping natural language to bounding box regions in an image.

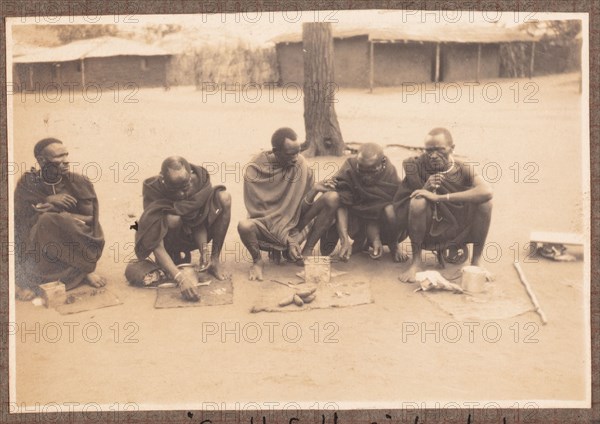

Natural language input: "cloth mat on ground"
[250,270,372,313]
[420,270,533,321]
[56,286,122,315]
[155,279,233,308]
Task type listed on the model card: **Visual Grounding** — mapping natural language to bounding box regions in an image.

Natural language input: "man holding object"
[399,128,493,283]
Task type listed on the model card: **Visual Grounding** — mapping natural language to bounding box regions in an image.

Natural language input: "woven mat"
[250,273,373,313]
[421,278,532,321]
[56,286,122,315]
[154,279,233,308]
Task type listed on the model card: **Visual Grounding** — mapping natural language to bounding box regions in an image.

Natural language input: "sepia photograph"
[4,6,591,418]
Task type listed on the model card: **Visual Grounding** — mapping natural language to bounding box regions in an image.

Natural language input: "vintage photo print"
[4,5,591,418]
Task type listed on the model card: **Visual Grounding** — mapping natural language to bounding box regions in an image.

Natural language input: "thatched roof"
[272,24,540,45]
[13,36,171,64]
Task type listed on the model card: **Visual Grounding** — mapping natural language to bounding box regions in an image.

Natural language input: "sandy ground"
[10,73,588,409]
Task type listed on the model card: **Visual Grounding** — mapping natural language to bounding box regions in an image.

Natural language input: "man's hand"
[287,239,302,261]
[179,278,200,302]
[410,189,440,202]
[424,174,444,191]
[338,236,352,262]
[313,179,337,193]
[32,202,58,213]
[287,230,303,262]
[46,193,77,210]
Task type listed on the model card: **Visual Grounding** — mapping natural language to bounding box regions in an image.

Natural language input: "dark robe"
[243,152,314,248]
[402,154,478,245]
[135,165,225,262]
[333,156,412,246]
[14,170,105,290]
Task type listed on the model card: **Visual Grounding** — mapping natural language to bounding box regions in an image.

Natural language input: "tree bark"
[302,22,344,157]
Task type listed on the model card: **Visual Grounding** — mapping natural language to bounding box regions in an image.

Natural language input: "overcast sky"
[8,10,582,45]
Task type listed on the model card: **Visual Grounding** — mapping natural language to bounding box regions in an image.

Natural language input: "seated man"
[135,156,231,301]
[14,138,105,301]
[238,127,339,281]
[398,127,493,283]
[330,142,411,261]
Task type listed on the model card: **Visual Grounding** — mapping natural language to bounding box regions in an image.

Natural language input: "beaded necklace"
[42,175,63,195]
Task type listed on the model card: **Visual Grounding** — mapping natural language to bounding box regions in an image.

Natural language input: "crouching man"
[135,156,231,301]
[399,128,493,283]
[14,138,105,300]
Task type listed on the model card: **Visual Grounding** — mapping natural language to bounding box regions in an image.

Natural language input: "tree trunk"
[302,22,344,157]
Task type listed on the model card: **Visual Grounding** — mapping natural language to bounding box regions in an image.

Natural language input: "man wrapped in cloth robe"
[238,127,340,281]
[14,138,105,301]
[325,142,412,262]
[134,156,231,301]
[398,128,493,283]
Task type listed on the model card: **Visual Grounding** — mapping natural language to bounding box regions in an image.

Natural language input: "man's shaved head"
[161,156,191,184]
[427,127,454,146]
[34,137,63,159]
[357,143,384,166]
[356,143,386,186]
[271,127,298,150]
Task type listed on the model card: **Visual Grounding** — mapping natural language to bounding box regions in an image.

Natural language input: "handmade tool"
[513,262,548,325]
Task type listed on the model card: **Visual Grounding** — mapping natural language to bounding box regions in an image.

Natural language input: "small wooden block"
[530,231,584,246]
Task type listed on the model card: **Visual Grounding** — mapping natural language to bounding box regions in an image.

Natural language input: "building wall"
[275,38,507,87]
[477,44,501,80]
[441,43,500,81]
[333,36,369,87]
[276,42,304,86]
[85,55,170,87]
[14,55,170,91]
[374,42,435,85]
[276,36,370,88]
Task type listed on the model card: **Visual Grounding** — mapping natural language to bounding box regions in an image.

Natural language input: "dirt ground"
[10,73,588,410]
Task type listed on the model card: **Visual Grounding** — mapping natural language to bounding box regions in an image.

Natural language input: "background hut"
[13,36,172,90]
[273,25,542,89]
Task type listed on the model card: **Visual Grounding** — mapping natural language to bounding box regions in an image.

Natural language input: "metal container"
[304,256,331,285]
[461,266,487,293]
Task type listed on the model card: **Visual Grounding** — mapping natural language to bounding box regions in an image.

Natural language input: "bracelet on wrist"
[173,271,184,287]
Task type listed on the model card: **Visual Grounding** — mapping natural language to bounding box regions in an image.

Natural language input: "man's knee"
[36,212,56,226]
[165,214,182,229]
[476,199,493,217]
[237,219,256,236]
[320,191,340,211]
[217,190,232,211]
[469,200,493,243]
[409,197,428,215]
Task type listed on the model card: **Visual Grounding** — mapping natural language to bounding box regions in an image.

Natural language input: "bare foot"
[16,286,36,301]
[248,259,264,281]
[369,239,383,260]
[85,273,106,288]
[208,260,229,280]
[398,264,421,284]
[391,244,409,263]
[199,254,210,272]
